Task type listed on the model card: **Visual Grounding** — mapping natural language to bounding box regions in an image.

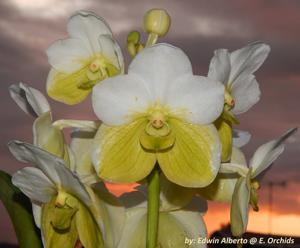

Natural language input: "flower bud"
[144,9,171,37]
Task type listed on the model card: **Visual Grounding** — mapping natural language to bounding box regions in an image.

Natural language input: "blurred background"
[0,0,300,245]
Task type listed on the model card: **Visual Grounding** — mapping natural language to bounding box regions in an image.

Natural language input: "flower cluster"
[5,9,296,248]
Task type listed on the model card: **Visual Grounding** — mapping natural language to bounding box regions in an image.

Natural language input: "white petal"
[52,119,100,131]
[12,167,56,203]
[250,128,297,178]
[9,82,50,117]
[92,74,151,125]
[208,48,231,84]
[229,42,270,84]
[70,130,99,184]
[32,203,42,228]
[231,147,247,165]
[8,141,91,205]
[67,11,112,53]
[231,74,260,114]
[98,34,124,71]
[166,75,224,124]
[117,207,147,248]
[233,129,251,148]
[230,176,251,236]
[219,163,249,177]
[47,38,92,73]
[169,210,207,248]
[88,183,125,248]
[128,43,193,101]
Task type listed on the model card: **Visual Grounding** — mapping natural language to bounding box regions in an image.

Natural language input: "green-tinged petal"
[198,148,247,202]
[0,170,42,248]
[160,174,196,211]
[46,67,92,105]
[42,199,78,248]
[90,184,125,248]
[230,174,251,237]
[118,209,205,248]
[157,119,221,188]
[93,120,156,183]
[169,210,207,248]
[197,172,238,203]
[70,130,98,184]
[231,147,247,165]
[215,117,232,162]
[33,111,65,159]
[53,119,100,131]
[75,202,104,248]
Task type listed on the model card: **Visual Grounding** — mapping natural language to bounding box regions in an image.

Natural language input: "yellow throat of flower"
[78,54,120,89]
[139,105,176,151]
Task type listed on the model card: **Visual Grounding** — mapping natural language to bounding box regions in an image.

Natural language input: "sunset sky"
[1,0,300,244]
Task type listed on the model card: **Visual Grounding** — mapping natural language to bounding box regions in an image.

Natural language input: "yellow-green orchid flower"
[9,82,69,162]
[118,187,207,248]
[208,42,270,162]
[200,128,296,236]
[46,11,124,105]
[92,44,225,187]
[10,141,125,248]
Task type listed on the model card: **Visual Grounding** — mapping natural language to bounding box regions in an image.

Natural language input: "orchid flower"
[208,42,270,162]
[118,186,207,248]
[46,11,124,105]
[92,43,224,187]
[10,141,125,248]
[9,82,70,162]
[200,128,296,236]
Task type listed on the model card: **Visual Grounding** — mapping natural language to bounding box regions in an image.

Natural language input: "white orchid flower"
[92,43,224,187]
[208,42,270,115]
[118,188,207,248]
[46,11,124,105]
[208,42,270,162]
[200,128,296,236]
[10,141,125,248]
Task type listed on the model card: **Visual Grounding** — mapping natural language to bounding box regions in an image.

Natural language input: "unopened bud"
[144,9,171,37]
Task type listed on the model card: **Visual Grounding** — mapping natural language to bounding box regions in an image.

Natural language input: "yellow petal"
[215,117,232,162]
[75,202,104,248]
[157,119,221,188]
[93,120,156,183]
[47,68,92,105]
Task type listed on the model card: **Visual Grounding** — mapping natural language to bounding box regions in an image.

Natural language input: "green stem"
[145,33,158,47]
[146,166,160,248]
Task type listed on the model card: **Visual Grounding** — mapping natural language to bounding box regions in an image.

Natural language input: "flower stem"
[146,166,160,248]
[145,33,158,47]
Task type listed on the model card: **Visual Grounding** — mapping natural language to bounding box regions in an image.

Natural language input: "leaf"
[0,170,42,248]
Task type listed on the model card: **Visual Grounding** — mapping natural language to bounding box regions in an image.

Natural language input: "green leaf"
[0,170,42,248]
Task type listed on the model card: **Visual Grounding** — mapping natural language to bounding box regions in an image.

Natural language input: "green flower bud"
[144,9,171,37]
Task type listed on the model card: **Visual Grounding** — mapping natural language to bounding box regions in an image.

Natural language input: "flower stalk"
[146,165,160,248]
